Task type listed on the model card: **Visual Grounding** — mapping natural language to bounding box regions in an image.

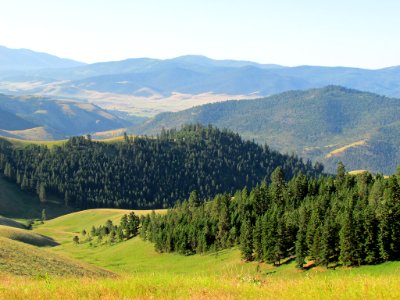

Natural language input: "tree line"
[140,163,400,267]
[0,124,322,209]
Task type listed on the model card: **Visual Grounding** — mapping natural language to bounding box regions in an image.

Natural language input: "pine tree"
[240,218,253,261]
[320,211,339,266]
[253,217,263,261]
[363,205,379,264]
[295,205,309,268]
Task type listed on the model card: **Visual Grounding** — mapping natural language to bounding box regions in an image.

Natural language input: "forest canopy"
[0,125,323,209]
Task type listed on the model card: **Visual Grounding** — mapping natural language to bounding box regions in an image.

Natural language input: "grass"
[0,225,58,247]
[34,208,163,242]
[5,137,68,149]
[0,237,112,277]
[3,134,135,147]
[0,176,72,219]
[1,269,400,299]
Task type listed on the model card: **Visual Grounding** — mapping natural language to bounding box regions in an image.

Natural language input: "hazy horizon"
[0,0,399,69]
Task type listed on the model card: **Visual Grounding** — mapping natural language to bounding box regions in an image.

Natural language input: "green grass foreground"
[1,209,400,299]
[1,272,400,299]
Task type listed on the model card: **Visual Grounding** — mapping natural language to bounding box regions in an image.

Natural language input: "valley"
[1,5,400,297]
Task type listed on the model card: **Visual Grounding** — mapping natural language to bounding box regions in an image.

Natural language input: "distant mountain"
[1,49,400,116]
[132,86,400,174]
[63,62,400,98]
[0,94,130,139]
[0,45,85,70]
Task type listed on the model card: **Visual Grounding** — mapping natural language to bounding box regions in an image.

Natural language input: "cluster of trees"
[0,124,323,209]
[76,212,140,245]
[141,163,400,267]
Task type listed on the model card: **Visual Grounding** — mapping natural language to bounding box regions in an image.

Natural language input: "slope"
[0,93,130,139]
[0,225,58,247]
[33,209,266,276]
[0,237,111,277]
[0,107,37,130]
[132,86,400,173]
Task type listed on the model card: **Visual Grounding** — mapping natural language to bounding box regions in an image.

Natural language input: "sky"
[0,0,399,69]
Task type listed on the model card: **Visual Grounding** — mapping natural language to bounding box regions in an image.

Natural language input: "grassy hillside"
[34,208,161,243]
[0,175,71,219]
[0,237,111,277]
[0,208,398,298]
[0,93,130,140]
[133,86,400,174]
[34,209,262,276]
[0,225,58,247]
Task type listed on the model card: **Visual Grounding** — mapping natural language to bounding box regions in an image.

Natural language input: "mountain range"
[1,46,400,174]
[0,46,400,118]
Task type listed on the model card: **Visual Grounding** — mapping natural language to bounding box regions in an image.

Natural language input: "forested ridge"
[141,164,400,267]
[0,125,322,209]
[133,86,400,174]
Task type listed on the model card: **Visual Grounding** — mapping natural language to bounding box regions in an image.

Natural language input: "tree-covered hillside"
[142,164,400,268]
[132,86,400,174]
[0,125,322,209]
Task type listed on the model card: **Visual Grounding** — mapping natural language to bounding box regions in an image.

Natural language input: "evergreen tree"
[240,218,253,261]
[41,209,46,223]
[295,205,309,268]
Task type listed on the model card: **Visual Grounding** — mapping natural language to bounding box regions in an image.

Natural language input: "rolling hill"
[0,225,58,247]
[0,237,112,277]
[132,86,400,174]
[0,93,131,139]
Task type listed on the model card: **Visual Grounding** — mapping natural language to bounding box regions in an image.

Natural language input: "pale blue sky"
[0,0,399,68]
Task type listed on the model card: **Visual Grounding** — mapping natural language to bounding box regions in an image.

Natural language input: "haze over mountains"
[0,46,400,173]
[0,45,400,116]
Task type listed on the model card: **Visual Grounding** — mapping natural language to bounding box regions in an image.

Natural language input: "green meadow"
[0,202,399,299]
